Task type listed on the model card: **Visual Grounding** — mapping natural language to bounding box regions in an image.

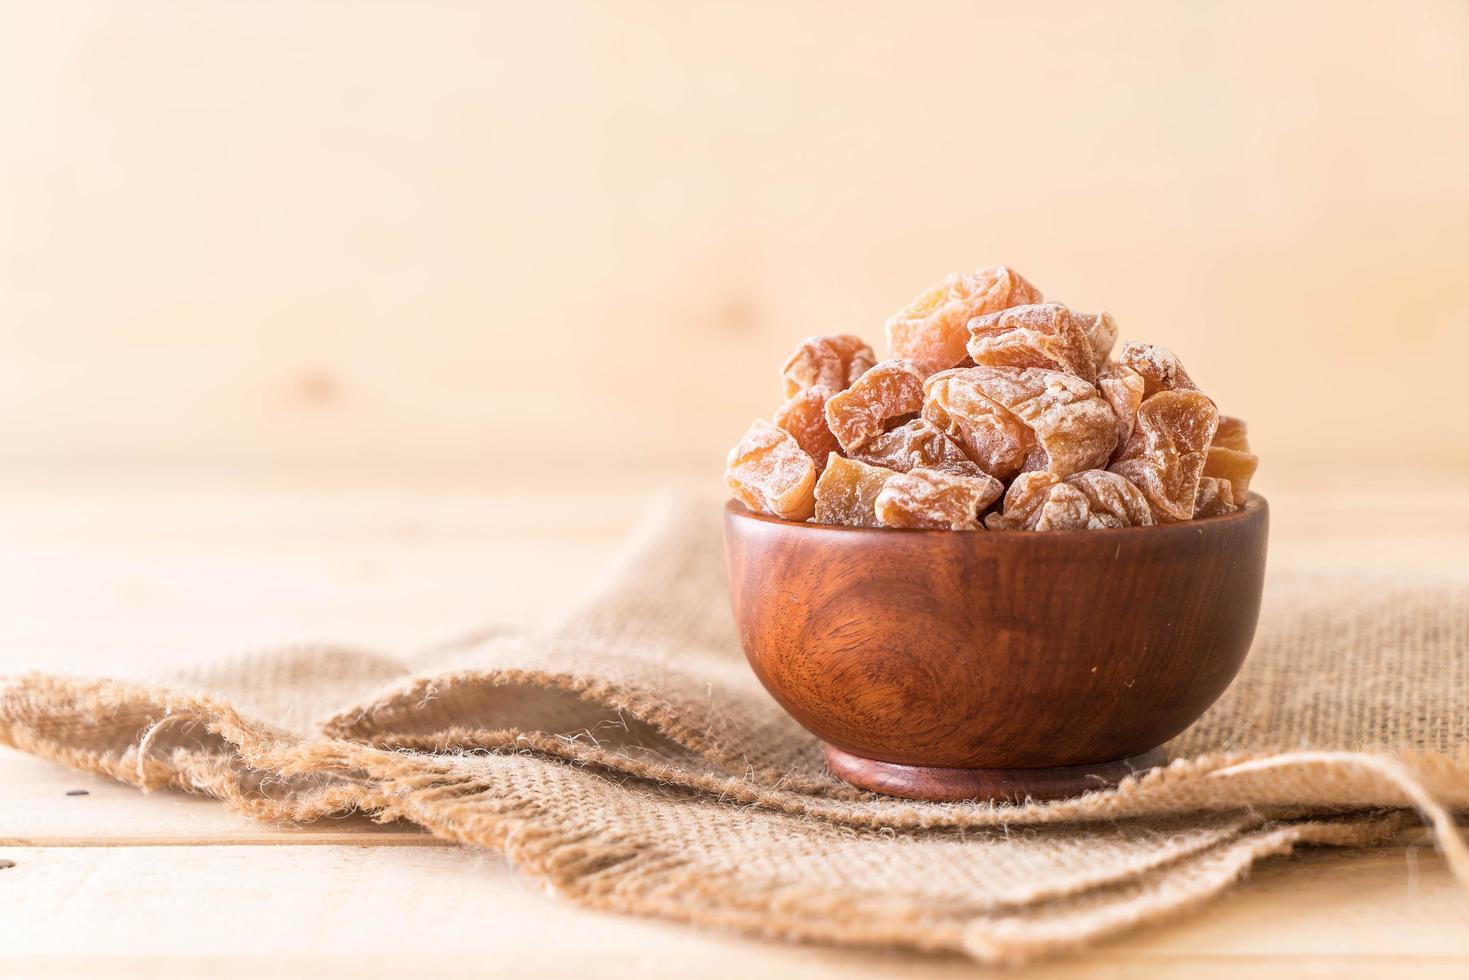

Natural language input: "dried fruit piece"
[773,384,840,473]
[923,367,1117,480]
[886,266,1043,370]
[875,467,1001,530]
[969,367,1119,478]
[1120,341,1199,399]
[824,359,933,452]
[1064,469,1155,528]
[1202,413,1258,502]
[1033,482,1093,531]
[1097,363,1146,455]
[1109,390,1219,523]
[813,455,898,527]
[965,303,1098,383]
[1213,415,1251,452]
[1194,476,1237,518]
[986,471,1061,530]
[922,371,1035,482]
[851,418,986,477]
[781,335,876,398]
[1203,446,1258,502]
[987,469,1152,530]
[1074,310,1118,374]
[725,419,816,521]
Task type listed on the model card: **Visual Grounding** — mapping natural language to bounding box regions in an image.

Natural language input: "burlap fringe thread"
[2,672,1466,966]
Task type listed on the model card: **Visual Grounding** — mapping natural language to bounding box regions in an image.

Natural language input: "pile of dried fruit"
[725,266,1258,531]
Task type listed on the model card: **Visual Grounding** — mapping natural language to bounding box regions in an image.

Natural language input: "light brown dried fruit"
[988,469,1152,530]
[875,467,1001,531]
[965,303,1098,383]
[922,371,1035,482]
[1119,341,1199,399]
[1033,483,1093,531]
[813,454,898,527]
[886,266,1043,370]
[1213,415,1251,452]
[773,384,840,473]
[923,367,1117,481]
[781,335,876,398]
[1097,363,1146,455]
[986,471,1060,530]
[1202,413,1258,501]
[1203,446,1258,503]
[1194,476,1237,518]
[970,367,1119,478]
[824,359,933,452]
[724,419,816,521]
[1064,469,1155,528]
[851,418,986,477]
[1109,390,1219,523]
[1074,310,1118,374]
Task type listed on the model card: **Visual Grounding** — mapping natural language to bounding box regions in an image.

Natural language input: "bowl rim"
[726,491,1267,538]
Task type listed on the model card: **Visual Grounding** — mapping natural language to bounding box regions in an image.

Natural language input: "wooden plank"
[0,477,654,677]
[0,844,1463,979]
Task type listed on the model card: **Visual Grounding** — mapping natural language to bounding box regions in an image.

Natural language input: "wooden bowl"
[723,494,1269,802]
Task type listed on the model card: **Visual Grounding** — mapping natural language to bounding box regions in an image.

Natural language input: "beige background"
[3,0,1468,482]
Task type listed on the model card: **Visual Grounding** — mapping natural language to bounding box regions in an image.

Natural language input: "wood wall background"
[3,1,1468,481]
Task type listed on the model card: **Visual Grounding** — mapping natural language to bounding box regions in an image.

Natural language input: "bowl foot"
[824,745,1168,803]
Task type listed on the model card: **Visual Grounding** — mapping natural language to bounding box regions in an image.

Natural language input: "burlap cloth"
[3,496,1467,965]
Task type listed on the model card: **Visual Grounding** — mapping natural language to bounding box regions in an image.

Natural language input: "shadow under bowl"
[723,494,1269,801]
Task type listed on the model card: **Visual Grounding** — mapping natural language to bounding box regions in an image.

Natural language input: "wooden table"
[2,465,1466,978]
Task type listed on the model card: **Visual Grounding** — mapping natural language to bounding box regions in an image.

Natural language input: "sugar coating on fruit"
[886,266,1042,370]
[966,303,1099,383]
[1120,341,1199,399]
[851,418,986,477]
[813,454,898,527]
[725,419,816,520]
[874,467,1002,530]
[1109,390,1219,523]
[921,369,1036,482]
[773,384,840,473]
[947,367,1119,479]
[781,335,876,398]
[824,359,934,452]
[988,469,1152,530]
[727,265,1258,532]
[1097,363,1146,457]
[1074,310,1118,374]
[1194,476,1237,518]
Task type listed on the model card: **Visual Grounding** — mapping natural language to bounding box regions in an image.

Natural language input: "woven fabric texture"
[2,497,1466,965]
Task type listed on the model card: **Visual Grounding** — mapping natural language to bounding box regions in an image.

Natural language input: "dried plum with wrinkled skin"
[781,334,876,398]
[886,266,1042,370]
[813,454,898,527]
[851,418,986,477]
[725,419,816,520]
[966,303,1098,383]
[1109,390,1219,523]
[774,384,840,473]
[875,467,1002,530]
[824,359,934,452]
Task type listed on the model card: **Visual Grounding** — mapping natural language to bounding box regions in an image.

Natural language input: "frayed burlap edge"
[3,673,1467,966]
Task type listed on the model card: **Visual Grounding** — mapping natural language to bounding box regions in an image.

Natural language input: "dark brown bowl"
[723,494,1269,801]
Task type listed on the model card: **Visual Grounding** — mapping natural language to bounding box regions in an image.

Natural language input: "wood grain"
[0,472,1464,977]
[824,746,1168,803]
[725,496,1269,775]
